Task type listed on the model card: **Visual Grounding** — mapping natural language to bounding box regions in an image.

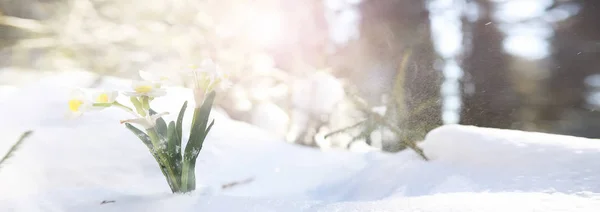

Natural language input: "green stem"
[113,101,134,112]
[130,97,146,116]
[141,96,150,110]
[181,159,191,192]
[112,101,139,117]
[147,128,181,192]
[92,103,112,107]
[180,107,199,192]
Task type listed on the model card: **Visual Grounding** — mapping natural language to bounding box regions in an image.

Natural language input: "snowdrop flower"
[92,90,118,104]
[190,59,232,106]
[66,89,91,118]
[192,59,232,90]
[120,112,169,129]
[212,70,232,90]
[123,80,167,97]
[139,70,178,86]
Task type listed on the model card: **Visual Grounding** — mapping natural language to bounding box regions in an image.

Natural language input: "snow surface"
[1,71,600,211]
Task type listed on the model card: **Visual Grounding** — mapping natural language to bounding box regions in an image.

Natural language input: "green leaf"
[182,159,197,192]
[166,122,182,165]
[166,122,176,154]
[184,91,215,162]
[126,124,179,193]
[180,117,211,193]
[205,119,215,135]
[150,108,168,139]
[124,123,153,151]
[175,101,187,149]
[190,118,214,156]
[166,121,182,182]
[156,119,168,139]
[181,92,216,192]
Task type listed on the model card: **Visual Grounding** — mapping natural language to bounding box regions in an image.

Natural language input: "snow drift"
[0,71,599,211]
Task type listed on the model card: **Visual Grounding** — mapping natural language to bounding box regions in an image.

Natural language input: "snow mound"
[422,124,600,166]
[1,72,599,211]
[420,125,600,194]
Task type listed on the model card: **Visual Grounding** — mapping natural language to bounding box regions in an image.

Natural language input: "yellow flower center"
[68,99,83,112]
[134,85,153,93]
[96,93,110,103]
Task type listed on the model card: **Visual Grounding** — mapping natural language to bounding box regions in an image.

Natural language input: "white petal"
[80,101,94,111]
[89,105,107,111]
[65,110,83,120]
[69,89,87,99]
[120,117,153,129]
[151,112,169,121]
[123,91,142,97]
[148,89,167,97]
[67,89,93,113]
[200,59,217,70]
[92,90,118,103]
[132,80,156,89]
[139,70,181,86]
[107,91,119,102]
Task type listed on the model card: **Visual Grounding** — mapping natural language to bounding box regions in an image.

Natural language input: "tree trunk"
[460,0,520,129]
[541,0,600,137]
[359,0,442,148]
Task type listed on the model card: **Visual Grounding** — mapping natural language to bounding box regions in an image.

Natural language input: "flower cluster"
[67,61,231,194]
[67,59,230,124]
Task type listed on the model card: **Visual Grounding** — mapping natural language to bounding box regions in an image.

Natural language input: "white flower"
[213,69,232,90]
[92,90,118,104]
[139,70,179,86]
[190,59,232,91]
[120,112,169,129]
[66,89,91,118]
[189,59,232,107]
[181,58,234,107]
[123,80,167,97]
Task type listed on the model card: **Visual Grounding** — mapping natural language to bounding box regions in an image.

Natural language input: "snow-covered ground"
[1,71,600,211]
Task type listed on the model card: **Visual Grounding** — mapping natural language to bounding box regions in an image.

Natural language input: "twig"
[100,200,116,204]
[347,94,429,161]
[221,177,254,190]
[324,119,368,139]
[0,130,34,171]
[368,112,429,160]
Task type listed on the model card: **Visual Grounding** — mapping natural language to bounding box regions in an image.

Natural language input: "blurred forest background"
[1,0,598,152]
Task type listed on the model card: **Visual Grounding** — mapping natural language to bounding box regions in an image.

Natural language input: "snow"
[250,101,290,138]
[6,191,600,212]
[1,71,600,211]
[0,85,18,102]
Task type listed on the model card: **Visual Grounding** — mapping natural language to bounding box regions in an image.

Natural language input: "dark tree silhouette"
[459,0,520,128]
[359,0,442,132]
[541,0,600,137]
[323,0,442,151]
